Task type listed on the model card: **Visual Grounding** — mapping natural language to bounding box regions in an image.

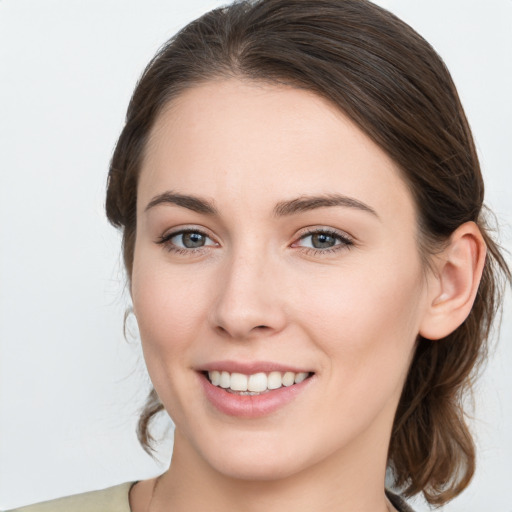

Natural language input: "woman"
[6,0,510,511]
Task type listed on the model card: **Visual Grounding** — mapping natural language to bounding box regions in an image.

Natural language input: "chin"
[210,454,306,482]
[193,430,324,483]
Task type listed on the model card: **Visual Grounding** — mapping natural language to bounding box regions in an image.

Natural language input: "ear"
[419,221,486,340]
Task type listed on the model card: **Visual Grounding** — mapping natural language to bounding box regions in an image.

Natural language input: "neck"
[150,427,393,512]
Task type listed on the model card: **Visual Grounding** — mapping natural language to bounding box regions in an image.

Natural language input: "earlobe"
[419,222,486,340]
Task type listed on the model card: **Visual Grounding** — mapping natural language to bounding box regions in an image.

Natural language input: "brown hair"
[106,0,510,505]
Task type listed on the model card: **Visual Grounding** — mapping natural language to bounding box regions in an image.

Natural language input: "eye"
[172,231,211,249]
[303,232,339,249]
[156,229,218,253]
[293,228,353,253]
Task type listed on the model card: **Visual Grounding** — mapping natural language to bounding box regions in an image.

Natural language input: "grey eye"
[309,232,338,249]
[295,230,353,252]
[172,231,210,248]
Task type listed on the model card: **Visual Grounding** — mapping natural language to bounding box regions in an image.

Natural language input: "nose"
[209,250,287,340]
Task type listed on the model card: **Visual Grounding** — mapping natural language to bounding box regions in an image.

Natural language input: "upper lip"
[197,360,313,375]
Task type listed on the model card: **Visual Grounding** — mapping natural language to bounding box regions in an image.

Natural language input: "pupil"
[312,233,335,249]
[183,232,205,248]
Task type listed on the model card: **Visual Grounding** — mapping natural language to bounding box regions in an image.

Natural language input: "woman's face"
[132,79,433,480]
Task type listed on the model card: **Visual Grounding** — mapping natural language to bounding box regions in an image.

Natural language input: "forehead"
[138,79,416,223]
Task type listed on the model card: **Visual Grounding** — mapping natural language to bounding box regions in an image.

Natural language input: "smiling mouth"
[204,370,314,395]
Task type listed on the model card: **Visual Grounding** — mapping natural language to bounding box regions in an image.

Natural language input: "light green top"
[6,482,134,512]
[5,483,414,512]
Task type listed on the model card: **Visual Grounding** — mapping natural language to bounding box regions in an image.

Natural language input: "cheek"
[294,258,427,444]
[299,253,426,380]
[130,253,213,423]
[131,250,209,363]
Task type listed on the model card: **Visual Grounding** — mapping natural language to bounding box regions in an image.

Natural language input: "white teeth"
[294,372,308,384]
[210,370,221,386]
[220,371,230,389]
[230,372,248,391]
[267,371,283,390]
[282,371,295,387]
[207,370,310,393]
[248,372,267,392]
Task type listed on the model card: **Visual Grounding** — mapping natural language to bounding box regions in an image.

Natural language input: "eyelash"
[155,227,354,256]
[156,228,216,255]
[293,228,354,256]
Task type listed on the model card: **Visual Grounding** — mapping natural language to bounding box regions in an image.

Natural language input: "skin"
[128,79,485,512]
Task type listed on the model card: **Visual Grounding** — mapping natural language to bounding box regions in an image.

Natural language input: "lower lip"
[199,373,313,418]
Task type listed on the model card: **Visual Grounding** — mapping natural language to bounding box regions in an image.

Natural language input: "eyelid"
[171,231,217,247]
[154,224,354,255]
[290,226,355,255]
[158,224,216,240]
[155,225,220,252]
[293,226,354,244]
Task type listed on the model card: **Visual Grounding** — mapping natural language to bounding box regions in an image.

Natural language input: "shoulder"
[5,482,135,512]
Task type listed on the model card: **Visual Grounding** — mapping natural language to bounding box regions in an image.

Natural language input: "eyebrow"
[273,194,379,218]
[144,191,378,219]
[144,191,218,215]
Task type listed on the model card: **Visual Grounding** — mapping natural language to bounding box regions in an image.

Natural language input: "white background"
[0,1,510,510]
